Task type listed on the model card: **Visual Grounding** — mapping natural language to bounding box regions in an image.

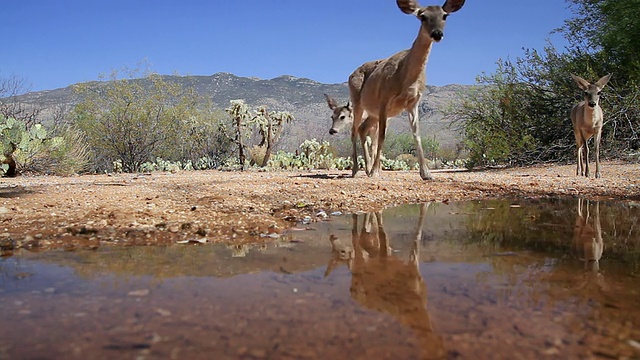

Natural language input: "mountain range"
[14,72,476,153]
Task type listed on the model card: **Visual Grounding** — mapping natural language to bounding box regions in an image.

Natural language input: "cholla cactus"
[223,100,253,170]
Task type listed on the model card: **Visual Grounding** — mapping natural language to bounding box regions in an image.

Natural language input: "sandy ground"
[1,161,639,252]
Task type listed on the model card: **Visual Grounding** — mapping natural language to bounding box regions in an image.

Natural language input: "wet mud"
[1,198,639,359]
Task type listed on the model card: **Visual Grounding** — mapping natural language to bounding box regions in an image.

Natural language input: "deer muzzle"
[329,128,338,135]
[588,101,597,108]
[431,30,443,41]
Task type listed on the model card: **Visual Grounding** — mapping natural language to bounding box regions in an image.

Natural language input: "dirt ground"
[1,161,639,252]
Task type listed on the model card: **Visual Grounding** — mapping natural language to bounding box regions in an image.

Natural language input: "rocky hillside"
[14,72,476,152]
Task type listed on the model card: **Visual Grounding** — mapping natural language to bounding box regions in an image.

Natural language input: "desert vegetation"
[451,0,640,169]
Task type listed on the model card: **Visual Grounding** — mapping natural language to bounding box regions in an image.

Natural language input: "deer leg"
[577,145,583,176]
[583,135,590,178]
[370,113,387,177]
[574,129,583,176]
[363,135,373,175]
[408,105,433,180]
[374,212,390,257]
[594,129,602,178]
[351,105,365,177]
[359,117,375,175]
[350,130,359,177]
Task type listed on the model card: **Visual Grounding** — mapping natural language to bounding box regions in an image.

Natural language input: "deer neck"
[400,29,434,86]
[582,103,600,124]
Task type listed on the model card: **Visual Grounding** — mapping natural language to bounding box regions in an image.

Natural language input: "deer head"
[324,93,353,135]
[397,0,466,42]
[571,74,612,109]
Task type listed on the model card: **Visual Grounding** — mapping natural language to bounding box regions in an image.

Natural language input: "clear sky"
[2,0,573,93]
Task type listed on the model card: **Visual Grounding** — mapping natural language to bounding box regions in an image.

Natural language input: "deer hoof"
[420,171,434,181]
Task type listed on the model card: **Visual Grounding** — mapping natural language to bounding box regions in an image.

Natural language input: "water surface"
[1,198,639,359]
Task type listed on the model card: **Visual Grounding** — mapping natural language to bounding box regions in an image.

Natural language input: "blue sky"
[2,0,573,92]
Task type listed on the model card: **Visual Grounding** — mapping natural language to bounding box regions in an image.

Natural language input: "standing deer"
[570,74,611,178]
[324,93,378,175]
[346,0,466,180]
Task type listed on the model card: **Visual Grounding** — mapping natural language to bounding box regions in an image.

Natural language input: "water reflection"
[573,199,608,292]
[573,199,603,272]
[1,199,640,359]
[326,203,446,359]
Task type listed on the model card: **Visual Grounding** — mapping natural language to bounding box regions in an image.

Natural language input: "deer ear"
[346,100,353,112]
[324,93,337,110]
[596,74,612,89]
[442,0,465,13]
[397,0,420,15]
[571,74,590,90]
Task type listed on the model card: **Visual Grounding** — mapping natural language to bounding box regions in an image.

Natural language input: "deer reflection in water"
[573,198,607,291]
[325,203,446,359]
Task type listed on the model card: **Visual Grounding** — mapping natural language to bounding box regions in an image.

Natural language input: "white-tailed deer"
[347,0,466,180]
[325,203,445,359]
[570,74,611,178]
[324,93,378,175]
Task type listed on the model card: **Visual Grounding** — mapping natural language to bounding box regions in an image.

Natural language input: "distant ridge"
[13,72,477,152]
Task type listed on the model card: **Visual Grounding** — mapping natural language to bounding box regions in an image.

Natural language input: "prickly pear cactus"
[0,116,50,176]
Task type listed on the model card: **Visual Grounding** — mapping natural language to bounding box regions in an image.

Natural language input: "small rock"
[127,289,150,297]
[155,308,172,317]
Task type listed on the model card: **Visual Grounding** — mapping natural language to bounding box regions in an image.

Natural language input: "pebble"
[127,289,150,297]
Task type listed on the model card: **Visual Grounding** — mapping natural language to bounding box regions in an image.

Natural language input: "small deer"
[346,0,465,180]
[324,93,378,175]
[570,74,611,178]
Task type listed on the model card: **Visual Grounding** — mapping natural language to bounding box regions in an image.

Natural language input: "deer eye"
[584,91,589,96]
[339,115,346,120]
[597,91,602,95]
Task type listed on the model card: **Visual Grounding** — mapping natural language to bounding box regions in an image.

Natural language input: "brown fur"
[570,74,611,178]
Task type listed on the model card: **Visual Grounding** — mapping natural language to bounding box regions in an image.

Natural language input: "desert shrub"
[383,133,440,160]
[396,154,419,169]
[249,145,267,166]
[46,126,91,175]
[381,155,411,171]
[299,139,335,169]
[139,157,194,173]
[333,156,352,170]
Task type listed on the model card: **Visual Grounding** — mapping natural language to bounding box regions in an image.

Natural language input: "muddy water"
[1,199,640,360]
